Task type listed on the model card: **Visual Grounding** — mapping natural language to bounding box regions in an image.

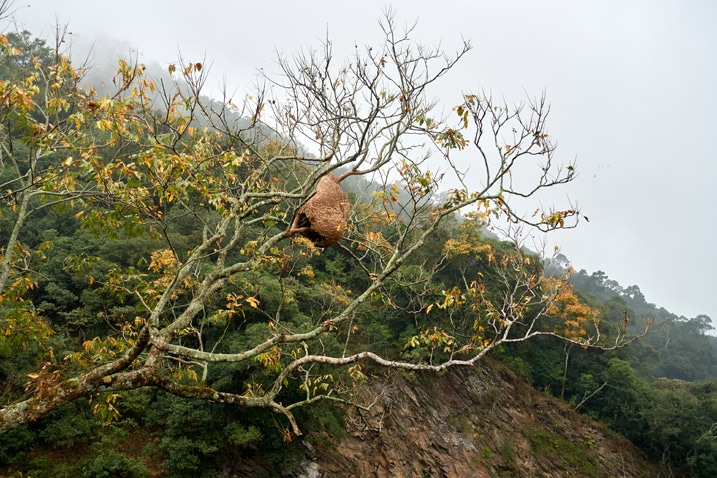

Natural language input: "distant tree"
[0,13,646,437]
[622,284,645,304]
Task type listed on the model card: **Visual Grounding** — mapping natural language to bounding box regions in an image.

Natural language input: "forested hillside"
[505,264,717,476]
[0,11,715,478]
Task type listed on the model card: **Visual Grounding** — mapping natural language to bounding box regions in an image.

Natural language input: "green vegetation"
[503,265,717,476]
[524,425,600,477]
[0,9,713,477]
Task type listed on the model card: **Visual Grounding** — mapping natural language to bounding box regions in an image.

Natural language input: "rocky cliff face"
[291,359,658,477]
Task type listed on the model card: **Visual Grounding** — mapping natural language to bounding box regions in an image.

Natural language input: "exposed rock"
[303,359,659,477]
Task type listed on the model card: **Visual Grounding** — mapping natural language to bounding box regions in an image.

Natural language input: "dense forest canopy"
[0,5,714,477]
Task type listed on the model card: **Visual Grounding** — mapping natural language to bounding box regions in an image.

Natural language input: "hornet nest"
[289,172,350,248]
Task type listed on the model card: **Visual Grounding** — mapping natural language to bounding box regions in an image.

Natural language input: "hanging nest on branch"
[290,173,350,248]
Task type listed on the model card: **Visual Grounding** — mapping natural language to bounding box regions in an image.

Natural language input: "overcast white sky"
[11,0,717,328]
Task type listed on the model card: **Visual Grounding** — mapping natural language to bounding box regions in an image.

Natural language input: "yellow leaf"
[96,119,111,131]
